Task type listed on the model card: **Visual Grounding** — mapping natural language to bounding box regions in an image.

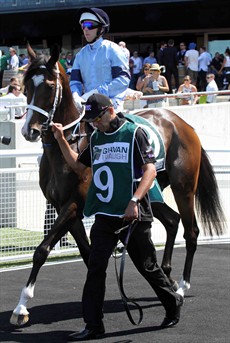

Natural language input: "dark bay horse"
[10,44,226,326]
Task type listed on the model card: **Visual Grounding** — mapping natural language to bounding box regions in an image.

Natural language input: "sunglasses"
[85,107,109,123]
[206,76,212,79]
[184,79,190,81]
[81,21,100,30]
[144,68,150,71]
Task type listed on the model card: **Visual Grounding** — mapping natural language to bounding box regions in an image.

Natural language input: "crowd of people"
[125,41,230,106]
[1,37,230,111]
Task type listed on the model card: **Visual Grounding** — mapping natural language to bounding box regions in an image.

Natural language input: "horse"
[10,43,226,326]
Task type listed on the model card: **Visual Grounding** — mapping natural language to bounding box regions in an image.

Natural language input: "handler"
[70,7,130,112]
[52,93,183,341]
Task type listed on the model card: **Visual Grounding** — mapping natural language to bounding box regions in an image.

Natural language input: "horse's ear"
[27,42,36,60]
[48,44,60,67]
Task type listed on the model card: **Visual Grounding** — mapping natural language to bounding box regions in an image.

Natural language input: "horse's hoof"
[10,312,29,326]
[171,280,179,292]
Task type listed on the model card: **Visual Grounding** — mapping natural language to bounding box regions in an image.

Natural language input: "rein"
[114,219,143,326]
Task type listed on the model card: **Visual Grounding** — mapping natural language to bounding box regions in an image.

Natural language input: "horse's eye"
[46,81,55,89]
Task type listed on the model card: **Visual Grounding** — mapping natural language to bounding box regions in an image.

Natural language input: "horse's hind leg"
[68,217,90,266]
[151,201,180,289]
[172,189,200,297]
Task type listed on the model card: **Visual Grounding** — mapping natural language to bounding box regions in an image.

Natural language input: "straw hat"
[150,63,161,71]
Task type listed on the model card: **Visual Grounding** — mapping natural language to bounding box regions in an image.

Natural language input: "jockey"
[70,7,130,112]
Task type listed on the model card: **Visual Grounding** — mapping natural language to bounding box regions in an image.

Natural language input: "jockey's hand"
[82,89,99,101]
[73,92,85,113]
[52,123,64,142]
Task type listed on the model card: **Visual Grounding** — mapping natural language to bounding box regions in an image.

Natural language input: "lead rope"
[114,219,143,325]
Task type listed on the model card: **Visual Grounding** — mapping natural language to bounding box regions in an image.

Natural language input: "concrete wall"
[169,102,230,151]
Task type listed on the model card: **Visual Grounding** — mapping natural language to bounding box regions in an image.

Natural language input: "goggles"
[81,21,100,30]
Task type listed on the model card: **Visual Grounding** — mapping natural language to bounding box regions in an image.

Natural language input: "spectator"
[197,46,212,91]
[129,57,135,77]
[65,52,74,75]
[22,54,29,66]
[157,40,167,65]
[177,42,187,67]
[184,42,199,86]
[59,52,67,72]
[70,7,130,112]
[129,51,143,90]
[0,76,21,95]
[142,63,169,108]
[143,50,157,65]
[176,75,198,105]
[2,84,26,118]
[206,73,218,103]
[162,39,179,93]
[0,50,8,88]
[210,52,223,89]
[118,41,130,62]
[218,47,230,91]
[136,63,151,91]
[18,54,25,68]
[9,47,19,70]
[135,62,151,108]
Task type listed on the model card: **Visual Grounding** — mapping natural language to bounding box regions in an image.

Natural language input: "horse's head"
[22,43,77,142]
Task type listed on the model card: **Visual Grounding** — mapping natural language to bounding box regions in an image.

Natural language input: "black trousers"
[82,215,179,328]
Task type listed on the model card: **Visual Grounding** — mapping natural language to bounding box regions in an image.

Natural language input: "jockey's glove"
[73,92,85,113]
[82,89,99,101]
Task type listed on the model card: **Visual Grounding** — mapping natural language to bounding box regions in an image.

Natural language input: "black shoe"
[68,327,105,341]
[161,295,184,328]
[160,317,179,328]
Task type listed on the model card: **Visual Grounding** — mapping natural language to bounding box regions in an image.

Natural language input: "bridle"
[26,63,85,132]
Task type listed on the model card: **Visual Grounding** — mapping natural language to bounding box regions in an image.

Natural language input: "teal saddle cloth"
[125,114,166,203]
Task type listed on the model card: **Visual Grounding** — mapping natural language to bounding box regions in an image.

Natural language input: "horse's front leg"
[10,217,68,326]
[151,202,180,290]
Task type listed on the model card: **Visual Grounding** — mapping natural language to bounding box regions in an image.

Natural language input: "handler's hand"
[123,201,139,222]
[52,123,64,142]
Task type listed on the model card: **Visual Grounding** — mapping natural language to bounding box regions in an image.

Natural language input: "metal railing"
[0,150,229,264]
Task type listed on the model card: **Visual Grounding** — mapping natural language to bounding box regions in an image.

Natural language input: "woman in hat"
[142,63,169,108]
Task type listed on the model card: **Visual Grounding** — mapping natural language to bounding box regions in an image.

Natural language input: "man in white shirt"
[184,42,199,86]
[198,46,212,91]
[206,73,218,103]
[129,51,143,90]
[9,48,19,70]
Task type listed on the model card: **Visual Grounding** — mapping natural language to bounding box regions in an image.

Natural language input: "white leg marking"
[13,283,35,315]
[176,278,190,297]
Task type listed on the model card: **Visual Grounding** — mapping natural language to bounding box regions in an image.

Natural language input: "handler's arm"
[123,162,156,221]
[52,123,86,174]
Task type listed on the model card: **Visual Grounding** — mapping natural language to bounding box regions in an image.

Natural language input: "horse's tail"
[195,147,226,236]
